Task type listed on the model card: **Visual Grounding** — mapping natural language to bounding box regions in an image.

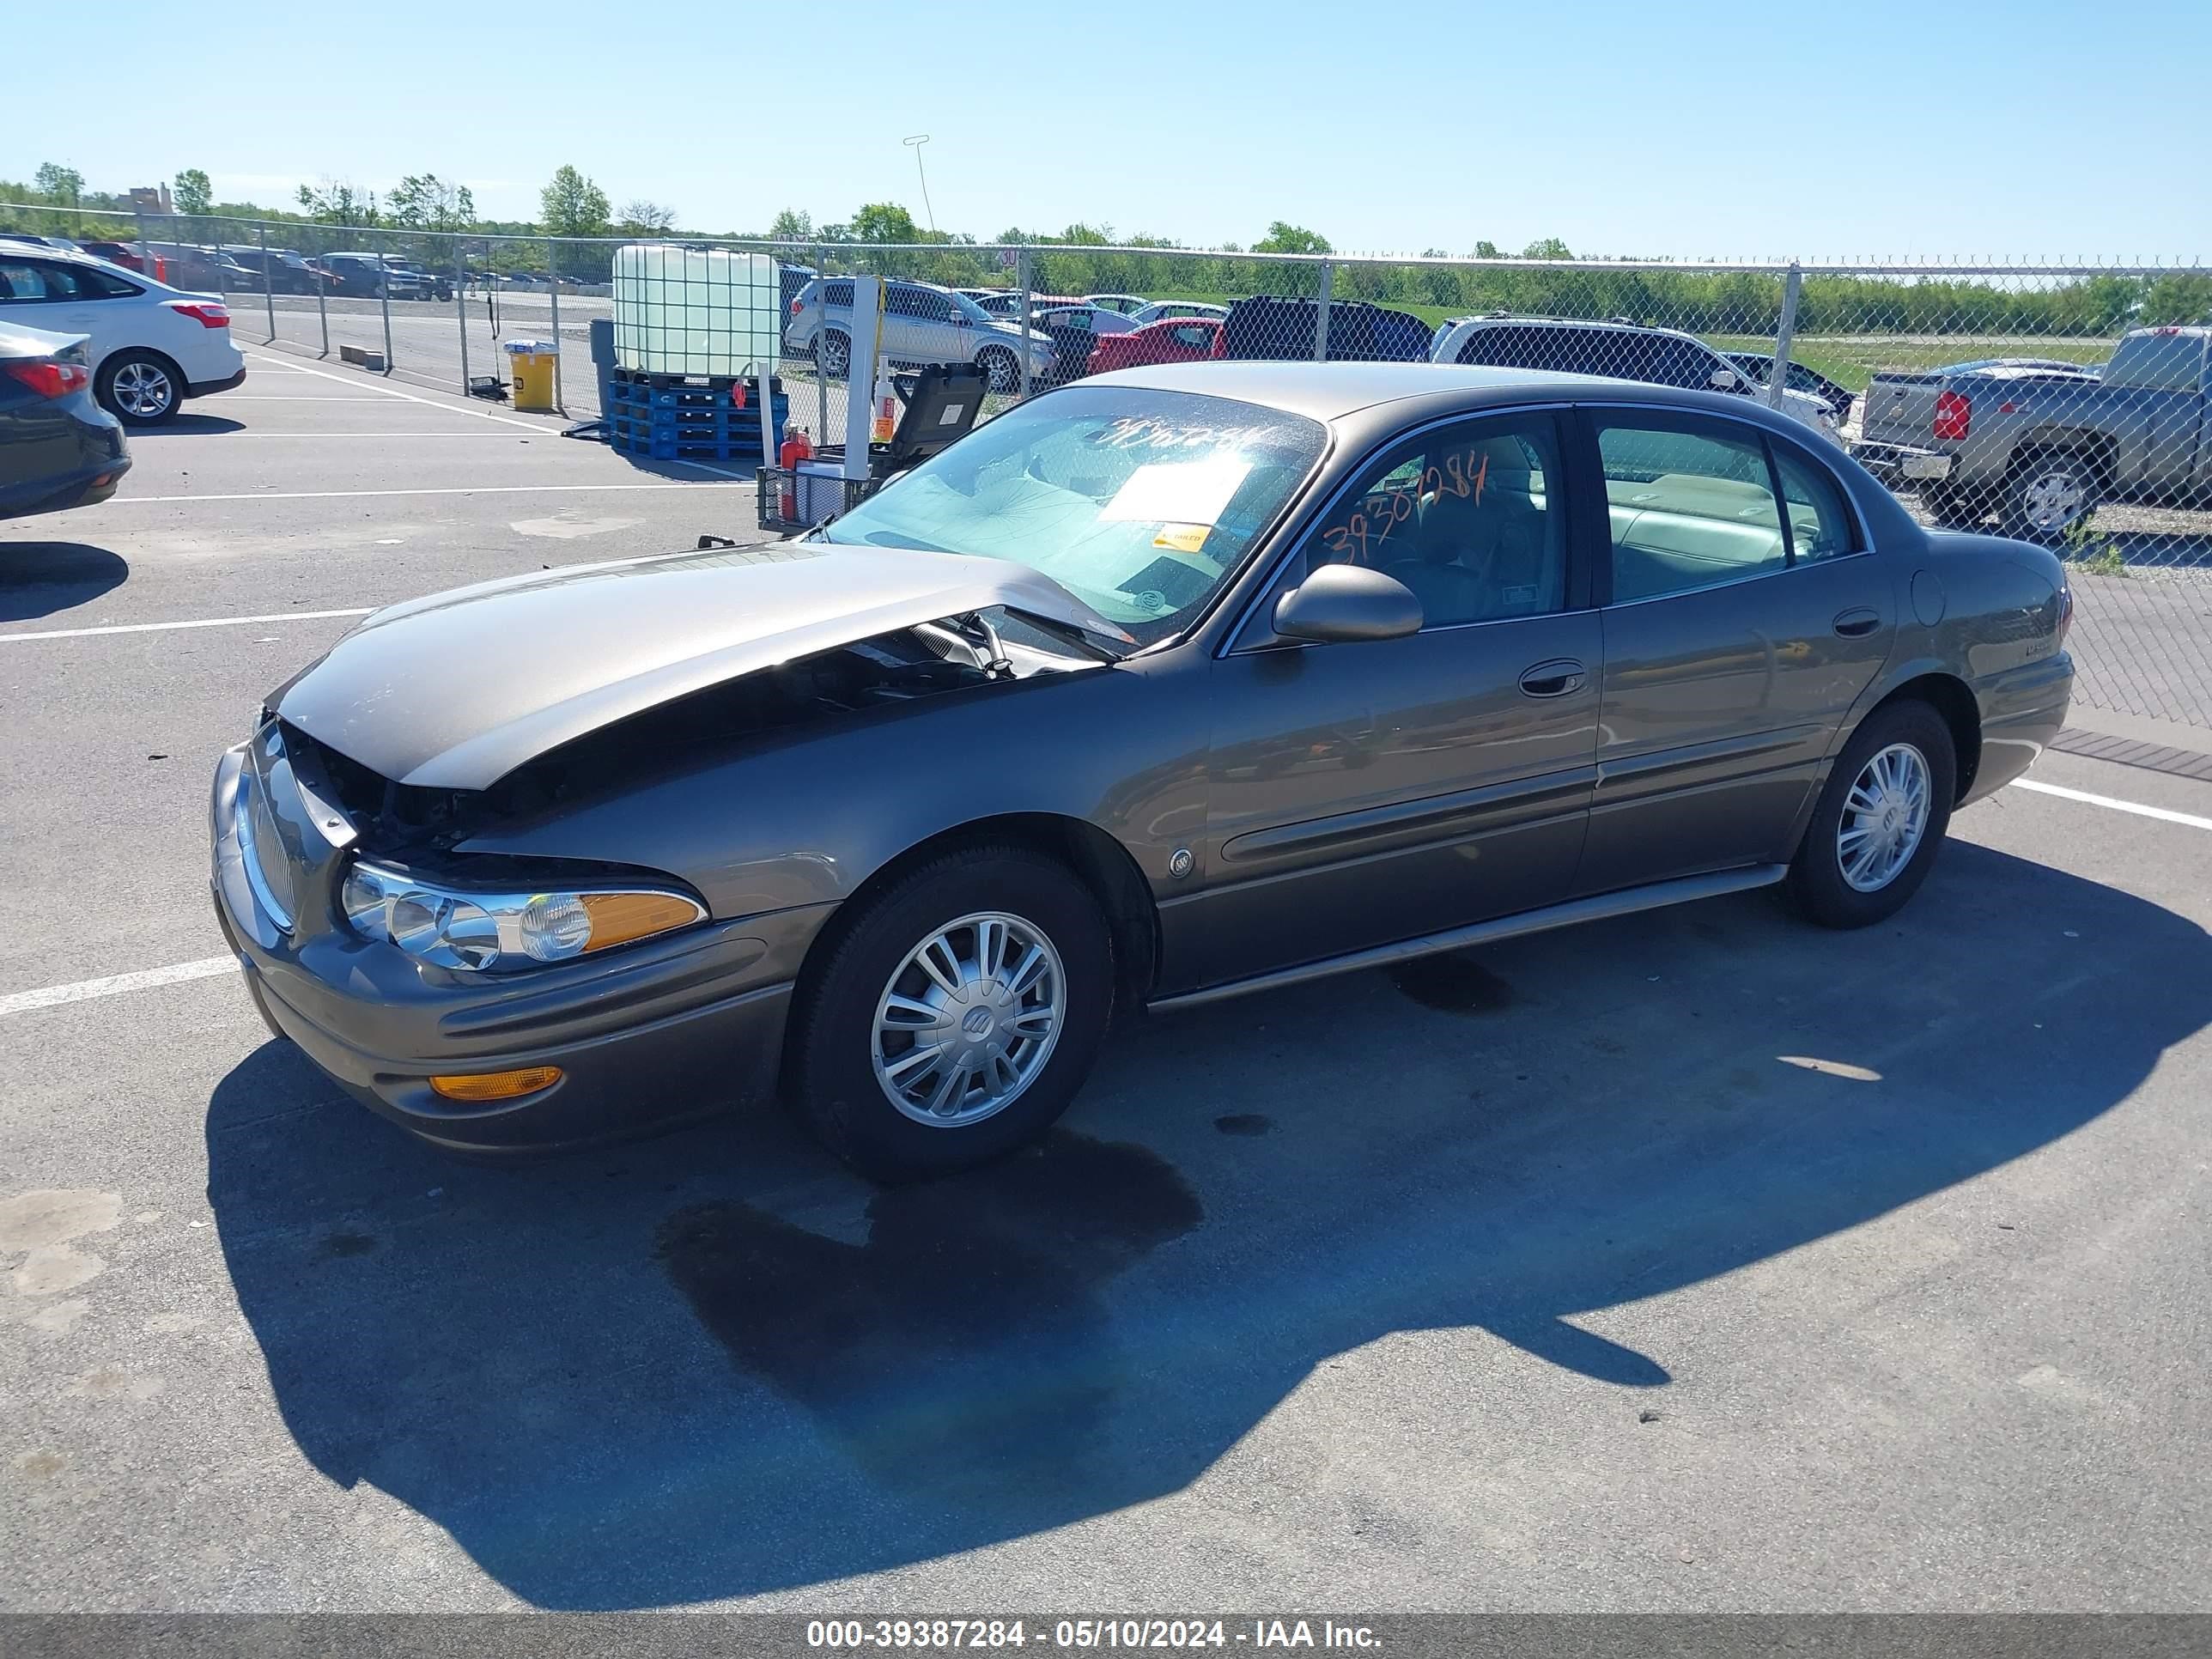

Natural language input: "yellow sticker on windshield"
[1153,522,1210,553]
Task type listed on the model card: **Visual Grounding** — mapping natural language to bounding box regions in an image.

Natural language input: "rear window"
[2107,330,2207,392]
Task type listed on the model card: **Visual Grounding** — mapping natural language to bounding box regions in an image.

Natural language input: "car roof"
[0,318,90,356]
[1082,360,1815,429]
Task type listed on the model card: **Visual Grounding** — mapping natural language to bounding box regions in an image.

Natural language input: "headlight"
[340,861,705,972]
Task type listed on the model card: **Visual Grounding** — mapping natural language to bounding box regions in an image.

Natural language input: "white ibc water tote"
[610,244,782,377]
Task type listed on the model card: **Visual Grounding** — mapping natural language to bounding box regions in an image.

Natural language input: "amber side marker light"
[429,1066,563,1103]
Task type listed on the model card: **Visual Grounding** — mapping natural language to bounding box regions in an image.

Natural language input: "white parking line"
[2012,778,2212,832]
[0,608,374,644]
[164,432,534,440]
[241,351,551,431]
[97,481,745,504]
[215,395,396,403]
[0,958,236,1018]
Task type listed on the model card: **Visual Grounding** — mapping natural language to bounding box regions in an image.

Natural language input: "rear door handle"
[1832,608,1881,639]
[1518,659,1587,699]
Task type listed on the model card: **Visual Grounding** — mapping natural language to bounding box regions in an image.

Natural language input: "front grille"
[236,768,298,931]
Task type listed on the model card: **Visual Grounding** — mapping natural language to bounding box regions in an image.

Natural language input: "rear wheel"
[2001,447,2100,544]
[786,846,1114,1181]
[1787,700,1956,929]
[817,328,851,380]
[97,351,184,424]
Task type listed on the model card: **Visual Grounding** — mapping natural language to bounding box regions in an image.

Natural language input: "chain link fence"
[4,203,2208,732]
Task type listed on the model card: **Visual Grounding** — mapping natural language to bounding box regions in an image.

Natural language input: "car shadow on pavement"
[126,414,246,436]
[0,542,128,622]
[205,841,2212,1607]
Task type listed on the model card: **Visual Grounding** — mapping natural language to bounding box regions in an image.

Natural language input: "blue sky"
[9,0,2208,258]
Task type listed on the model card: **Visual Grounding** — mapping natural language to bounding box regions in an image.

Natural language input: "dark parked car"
[0,321,130,520]
[213,363,2073,1179]
[1219,295,1433,364]
[219,246,328,295]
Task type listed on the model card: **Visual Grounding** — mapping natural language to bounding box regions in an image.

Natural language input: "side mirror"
[1709,367,1741,390]
[1273,562,1423,644]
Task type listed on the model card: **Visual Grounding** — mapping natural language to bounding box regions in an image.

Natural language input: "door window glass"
[1597,420,1788,600]
[1773,446,1859,563]
[1299,416,1568,627]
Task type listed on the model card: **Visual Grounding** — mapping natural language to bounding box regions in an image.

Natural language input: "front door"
[1194,410,1602,987]
[1576,408,1897,892]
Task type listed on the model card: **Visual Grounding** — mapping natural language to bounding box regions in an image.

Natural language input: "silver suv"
[786,278,1057,393]
[1431,315,1843,444]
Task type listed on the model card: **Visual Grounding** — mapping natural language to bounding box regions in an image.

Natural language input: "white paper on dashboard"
[1098,456,1254,526]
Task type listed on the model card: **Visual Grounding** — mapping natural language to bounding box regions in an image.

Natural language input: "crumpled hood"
[270,540,1131,791]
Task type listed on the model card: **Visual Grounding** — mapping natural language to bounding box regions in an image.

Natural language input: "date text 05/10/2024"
[804,1620,1382,1650]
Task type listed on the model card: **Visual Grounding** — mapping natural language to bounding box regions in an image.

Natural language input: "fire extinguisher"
[777,429,802,523]
[871,362,896,446]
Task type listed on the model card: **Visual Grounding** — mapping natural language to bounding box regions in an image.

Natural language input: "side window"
[1170,324,1212,350]
[823,281,854,308]
[1772,445,1859,563]
[1598,419,1788,602]
[885,286,921,318]
[0,261,46,301]
[1646,337,1727,390]
[916,290,956,322]
[1296,415,1569,629]
[2107,330,2205,392]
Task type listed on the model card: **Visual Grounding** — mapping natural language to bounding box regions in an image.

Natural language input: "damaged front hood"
[270,540,1131,790]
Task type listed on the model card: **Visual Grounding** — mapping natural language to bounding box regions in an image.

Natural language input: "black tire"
[1919,480,1986,530]
[818,328,852,381]
[2000,447,2100,545]
[976,344,1019,395]
[96,350,185,425]
[786,845,1115,1182]
[1788,699,1956,929]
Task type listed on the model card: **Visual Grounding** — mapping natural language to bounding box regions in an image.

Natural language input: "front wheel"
[97,352,184,424]
[786,846,1114,1181]
[1787,700,1957,929]
[1919,481,1986,530]
[975,345,1019,395]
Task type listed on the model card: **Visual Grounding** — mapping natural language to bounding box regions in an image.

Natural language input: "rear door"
[1198,409,1602,982]
[1575,406,1895,893]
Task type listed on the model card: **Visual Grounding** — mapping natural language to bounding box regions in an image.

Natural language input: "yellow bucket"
[505,340,557,412]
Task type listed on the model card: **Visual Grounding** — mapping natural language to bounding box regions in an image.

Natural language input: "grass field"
[1139,293,2116,394]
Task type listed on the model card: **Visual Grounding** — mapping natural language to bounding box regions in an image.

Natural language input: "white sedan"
[0,244,246,424]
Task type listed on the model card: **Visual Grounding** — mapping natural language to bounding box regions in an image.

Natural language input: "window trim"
[1221,402,1584,656]
[1572,402,1871,608]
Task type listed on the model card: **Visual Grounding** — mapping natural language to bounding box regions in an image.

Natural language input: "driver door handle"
[1832,607,1881,639]
[1518,659,1587,699]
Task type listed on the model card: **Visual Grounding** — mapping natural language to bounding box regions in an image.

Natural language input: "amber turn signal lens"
[428,1066,563,1102]
[580,890,704,951]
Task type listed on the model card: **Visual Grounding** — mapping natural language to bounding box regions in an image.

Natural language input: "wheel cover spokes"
[872,910,1066,1128]
[2022,470,2083,532]
[113,362,173,416]
[1836,742,1933,893]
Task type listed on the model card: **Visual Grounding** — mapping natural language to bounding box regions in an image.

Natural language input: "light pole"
[902,134,935,233]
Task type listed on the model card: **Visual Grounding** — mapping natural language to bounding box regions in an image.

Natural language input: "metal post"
[816,243,832,444]
[1769,262,1802,412]
[133,209,151,284]
[375,227,394,374]
[454,240,470,394]
[314,228,330,357]
[258,222,276,343]
[547,237,564,412]
[1314,259,1334,362]
[1017,247,1033,398]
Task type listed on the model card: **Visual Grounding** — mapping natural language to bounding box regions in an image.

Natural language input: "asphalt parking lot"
[4,353,2211,1613]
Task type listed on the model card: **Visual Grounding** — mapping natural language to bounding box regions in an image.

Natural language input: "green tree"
[1472,240,1504,258]
[849,202,919,242]
[1254,221,1331,255]
[538,165,610,238]
[387,173,476,233]
[33,163,84,206]
[768,207,812,241]
[1521,236,1573,259]
[615,199,676,237]
[295,179,380,228]
[173,168,212,216]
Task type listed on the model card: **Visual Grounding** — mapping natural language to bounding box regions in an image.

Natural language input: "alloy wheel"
[111,361,175,419]
[820,331,850,379]
[1837,743,1932,892]
[871,911,1066,1127]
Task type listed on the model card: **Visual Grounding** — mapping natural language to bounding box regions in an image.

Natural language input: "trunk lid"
[270,540,1132,791]
[1860,372,1949,447]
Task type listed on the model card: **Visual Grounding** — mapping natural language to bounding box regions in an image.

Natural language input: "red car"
[1085,317,1221,376]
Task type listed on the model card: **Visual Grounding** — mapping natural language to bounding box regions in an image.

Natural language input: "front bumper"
[1850,439,1955,483]
[210,741,827,1155]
